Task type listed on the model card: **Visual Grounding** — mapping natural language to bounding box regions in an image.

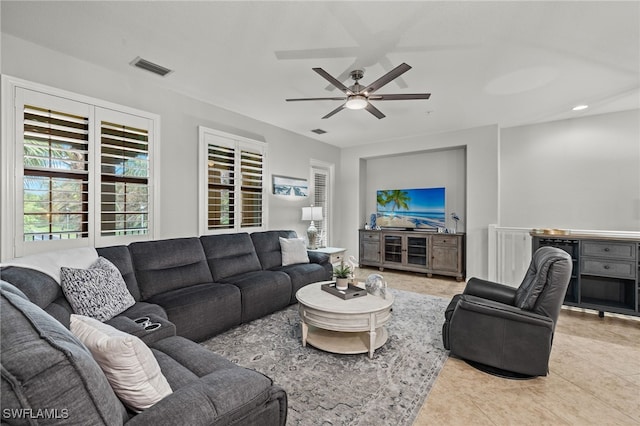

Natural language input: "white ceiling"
[2,1,639,148]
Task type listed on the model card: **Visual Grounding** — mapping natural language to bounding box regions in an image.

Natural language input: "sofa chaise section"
[1,282,287,425]
[128,238,242,342]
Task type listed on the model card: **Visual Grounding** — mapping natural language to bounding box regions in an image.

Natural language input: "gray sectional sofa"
[1,230,332,425]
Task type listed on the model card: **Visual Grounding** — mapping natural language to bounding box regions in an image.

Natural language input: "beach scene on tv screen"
[376,187,445,229]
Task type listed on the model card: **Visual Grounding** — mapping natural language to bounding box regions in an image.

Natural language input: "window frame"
[310,160,335,248]
[198,126,267,235]
[1,75,160,260]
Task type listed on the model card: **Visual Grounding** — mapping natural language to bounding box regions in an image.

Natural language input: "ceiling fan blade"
[313,68,353,95]
[365,103,386,119]
[362,63,412,95]
[286,97,346,102]
[370,93,431,101]
[322,104,346,119]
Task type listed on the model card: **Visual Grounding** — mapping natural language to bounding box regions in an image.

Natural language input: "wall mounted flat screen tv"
[376,187,445,229]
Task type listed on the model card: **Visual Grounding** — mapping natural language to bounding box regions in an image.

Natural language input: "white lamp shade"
[301,206,323,221]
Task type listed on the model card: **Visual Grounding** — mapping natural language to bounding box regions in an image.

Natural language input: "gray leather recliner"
[442,246,572,377]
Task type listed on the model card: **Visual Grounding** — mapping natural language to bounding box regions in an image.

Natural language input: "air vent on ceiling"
[311,129,327,135]
[130,57,173,77]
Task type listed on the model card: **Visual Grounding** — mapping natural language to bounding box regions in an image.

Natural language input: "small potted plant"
[333,262,352,291]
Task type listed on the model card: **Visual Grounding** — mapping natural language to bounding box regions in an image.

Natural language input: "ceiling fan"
[286,62,430,119]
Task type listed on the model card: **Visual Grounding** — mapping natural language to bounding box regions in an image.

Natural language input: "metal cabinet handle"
[604,247,610,252]
[603,265,610,269]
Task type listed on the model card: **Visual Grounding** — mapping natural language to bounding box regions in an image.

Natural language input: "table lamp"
[301,206,323,249]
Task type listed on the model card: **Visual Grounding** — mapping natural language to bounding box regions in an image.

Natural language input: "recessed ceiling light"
[572,104,589,111]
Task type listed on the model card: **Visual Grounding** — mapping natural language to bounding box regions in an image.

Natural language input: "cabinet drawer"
[580,258,636,279]
[330,253,344,264]
[581,241,636,260]
[361,232,380,241]
[432,235,458,246]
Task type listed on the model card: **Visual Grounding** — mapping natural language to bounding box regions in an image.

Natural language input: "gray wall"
[339,125,499,280]
[364,148,466,232]
[1,34,340,244]
[500,110,640,231]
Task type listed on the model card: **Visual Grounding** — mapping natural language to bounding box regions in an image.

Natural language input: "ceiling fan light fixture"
[345,95,368,110]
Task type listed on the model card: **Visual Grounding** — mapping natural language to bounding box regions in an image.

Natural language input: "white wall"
[1,34,340,244]
[339,125,499,280]
[500,110,640,231]
[364,148,466,232]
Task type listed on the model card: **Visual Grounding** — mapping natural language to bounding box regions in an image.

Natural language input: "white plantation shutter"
[312,167,329,247]
[100,120,150,236]
[199,127,266,234]
[207,141,236,229]
[240,147,264,228]
[22,104,90,241]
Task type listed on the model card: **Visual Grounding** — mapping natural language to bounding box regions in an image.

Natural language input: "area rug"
[201,289,449,426]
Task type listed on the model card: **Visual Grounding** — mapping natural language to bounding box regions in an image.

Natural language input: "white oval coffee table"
[295,281,394,358]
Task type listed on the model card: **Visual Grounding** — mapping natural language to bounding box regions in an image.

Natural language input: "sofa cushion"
[97,245,142,301]
[1,283,128,424]
[129,238,213,300]
[70,314,173,412]
[0,266,76,327]
[147,283,242,342]
[0,266,62,309]
[219,271,291,323]
[61,257,136,322]
[200,233,262,281]
[272,263,332,304]
[251,230,298,270]
[279,237,309,266]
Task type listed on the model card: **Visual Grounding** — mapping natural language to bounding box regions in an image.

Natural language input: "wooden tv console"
[359,229,465,281]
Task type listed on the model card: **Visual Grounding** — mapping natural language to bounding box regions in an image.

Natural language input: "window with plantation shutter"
[311,166,329,247]
[22,105,90,241]
[2,79,159,259]
[100,120,150,236]
[199,127,266,234]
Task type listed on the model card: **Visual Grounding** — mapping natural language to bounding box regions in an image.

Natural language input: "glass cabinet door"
[406,236,428,267]
[383,234,403,264]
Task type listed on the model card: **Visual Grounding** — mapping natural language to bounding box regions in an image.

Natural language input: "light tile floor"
[355,267,640,426]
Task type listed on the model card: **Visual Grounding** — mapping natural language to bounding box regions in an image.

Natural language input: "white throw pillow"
[280,237,310,266]
[70,314,172,412]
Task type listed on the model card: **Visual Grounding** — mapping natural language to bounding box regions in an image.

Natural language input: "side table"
[308,247,346,265]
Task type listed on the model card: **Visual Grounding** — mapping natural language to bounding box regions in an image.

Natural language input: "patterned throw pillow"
[61,257,135,321]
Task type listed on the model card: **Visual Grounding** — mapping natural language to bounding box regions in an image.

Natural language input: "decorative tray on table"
[321,282,367,300]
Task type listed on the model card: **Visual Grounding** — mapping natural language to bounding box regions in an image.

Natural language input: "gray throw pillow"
[61,257,135,322]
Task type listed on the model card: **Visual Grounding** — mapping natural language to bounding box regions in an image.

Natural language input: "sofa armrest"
[456,294,553,328]
[107,314,176,345]
[463,277,517,306]
[125,371,287,426]
[307,251,330,265]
